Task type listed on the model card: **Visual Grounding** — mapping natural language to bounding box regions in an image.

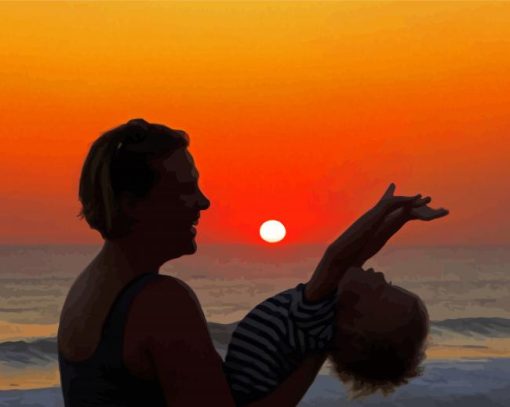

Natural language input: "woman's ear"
[119,192,139,219]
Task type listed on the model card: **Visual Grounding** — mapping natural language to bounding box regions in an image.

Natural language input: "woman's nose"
[198,190,211,210]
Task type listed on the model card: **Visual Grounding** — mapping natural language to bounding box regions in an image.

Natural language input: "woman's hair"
[77,118,189,240]
[328,298,430,400]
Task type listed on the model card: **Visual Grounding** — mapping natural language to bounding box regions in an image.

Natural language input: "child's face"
[336,267,418,334]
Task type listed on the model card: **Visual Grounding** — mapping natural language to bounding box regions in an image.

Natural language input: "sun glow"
[259,220,286,243]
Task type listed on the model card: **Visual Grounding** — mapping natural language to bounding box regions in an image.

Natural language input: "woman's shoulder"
[142,274,198,302]
[132,274,211,354]
[133,274,204,325]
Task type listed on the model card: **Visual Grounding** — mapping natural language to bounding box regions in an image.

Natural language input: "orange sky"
[1,2,509,246]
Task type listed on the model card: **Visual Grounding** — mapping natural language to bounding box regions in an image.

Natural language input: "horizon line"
[0,242,509,249]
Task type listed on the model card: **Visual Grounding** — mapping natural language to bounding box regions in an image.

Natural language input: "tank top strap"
[99,272,160,367]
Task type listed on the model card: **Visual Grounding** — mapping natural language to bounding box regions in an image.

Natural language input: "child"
[224,184,448,405]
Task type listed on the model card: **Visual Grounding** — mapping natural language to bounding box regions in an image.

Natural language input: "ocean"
[0,244,509,406]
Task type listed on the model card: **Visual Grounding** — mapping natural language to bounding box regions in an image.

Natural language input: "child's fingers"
[412,196,432,207]
[437,208,450,217]
[384,183,396,198]
[378,182,396,202]
[413,206,450,220]
[388,194,422,209]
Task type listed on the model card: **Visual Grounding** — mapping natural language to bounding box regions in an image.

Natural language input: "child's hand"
[351,192,448,268]
[409,203,449,221]
[375,183,424,212]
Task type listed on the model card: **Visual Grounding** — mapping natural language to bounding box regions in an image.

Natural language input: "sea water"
[0,244,509,406]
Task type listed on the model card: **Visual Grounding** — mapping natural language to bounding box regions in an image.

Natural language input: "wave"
[430,317,510,338]
[1,318,509,364]
[0,322,237,365]
[0,338,57,364]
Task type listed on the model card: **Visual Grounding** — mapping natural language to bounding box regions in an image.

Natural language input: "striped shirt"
[223,283,337,406]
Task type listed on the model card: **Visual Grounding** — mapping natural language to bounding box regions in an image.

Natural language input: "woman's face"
[336,267,418,334]
[126,147,210,255]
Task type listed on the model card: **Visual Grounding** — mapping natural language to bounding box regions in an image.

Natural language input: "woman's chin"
[176,237,197,255]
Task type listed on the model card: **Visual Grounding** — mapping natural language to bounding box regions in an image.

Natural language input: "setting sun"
[259,220,286,243]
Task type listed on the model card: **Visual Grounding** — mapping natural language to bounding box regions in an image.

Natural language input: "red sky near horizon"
[1,2,509,246]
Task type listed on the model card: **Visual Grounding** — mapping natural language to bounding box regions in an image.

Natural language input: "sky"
[1,1,509,246]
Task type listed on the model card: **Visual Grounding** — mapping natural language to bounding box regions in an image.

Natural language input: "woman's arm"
[142,276,237,406]
[141,276,329,407]
[248,353,327,407]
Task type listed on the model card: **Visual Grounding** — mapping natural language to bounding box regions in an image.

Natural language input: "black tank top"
[58,272,167,407]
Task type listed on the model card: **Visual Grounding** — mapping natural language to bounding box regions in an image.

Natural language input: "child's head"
[328,266,429,399]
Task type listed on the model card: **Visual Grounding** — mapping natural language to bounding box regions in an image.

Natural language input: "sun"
[259,220,286,243]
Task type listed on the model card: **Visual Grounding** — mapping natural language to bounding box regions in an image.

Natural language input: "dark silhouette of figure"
[57,118,448,406]
[225,184,448,404]
[326,197,436,400]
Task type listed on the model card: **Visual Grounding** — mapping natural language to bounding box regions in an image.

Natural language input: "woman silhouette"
[58,119,447,406]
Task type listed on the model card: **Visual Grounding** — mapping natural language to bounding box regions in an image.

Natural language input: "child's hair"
[328,298,429,400]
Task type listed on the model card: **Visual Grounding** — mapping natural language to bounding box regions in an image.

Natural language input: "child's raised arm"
[305,183,444,302]
[352,197,449,268]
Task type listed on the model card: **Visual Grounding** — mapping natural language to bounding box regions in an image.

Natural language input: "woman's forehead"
[160,148,198,183]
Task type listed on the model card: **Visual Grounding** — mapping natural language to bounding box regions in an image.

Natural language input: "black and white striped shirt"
[223,283,337,406]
